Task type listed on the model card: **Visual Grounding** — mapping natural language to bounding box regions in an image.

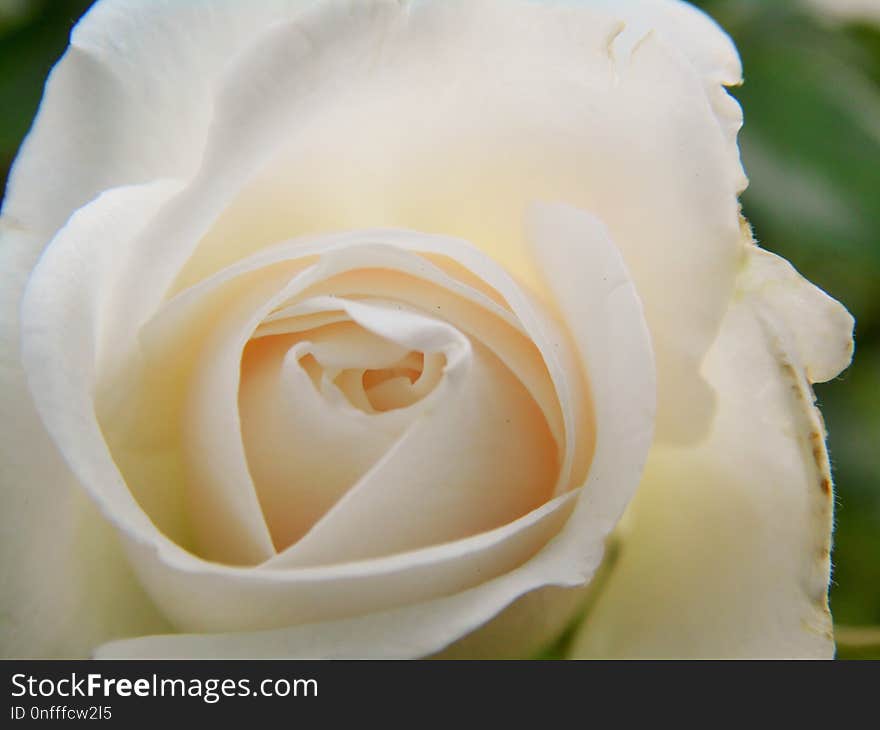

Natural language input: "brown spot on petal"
[815,407,827,435]
[811,436,826,468]
[738,211,755,241]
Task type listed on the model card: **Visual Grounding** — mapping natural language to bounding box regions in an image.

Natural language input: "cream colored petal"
[2,0,305,237]
[20,182,186,555]
[570,244,854,659]
[738,247,855,383]
[595,0,745,190]
[174,267,302,565]
[613,0,743,85]
[96,580,591,660]
[117,489,580,635]
[527,203,655,519]
[240,327,415,551]
[1,218,168,658]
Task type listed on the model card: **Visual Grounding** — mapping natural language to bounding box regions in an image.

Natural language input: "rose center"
[237,298,466,551]
[297,346,444,414]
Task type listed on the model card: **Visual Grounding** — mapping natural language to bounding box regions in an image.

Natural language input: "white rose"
[0,0,853,659]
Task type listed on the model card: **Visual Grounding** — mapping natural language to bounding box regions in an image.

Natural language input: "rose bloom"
[0,0,854,659]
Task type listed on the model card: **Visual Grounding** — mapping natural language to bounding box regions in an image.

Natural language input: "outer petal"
[0,221,169,658]
[1,0,306,236]
[613,0,743,86]
[570,242,854,659]
[585,0,745,189]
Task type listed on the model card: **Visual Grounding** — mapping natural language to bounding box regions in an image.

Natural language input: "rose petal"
[526,203,656,516]
[739,247,855,383]
[1,0,304,237]
[20,182,185,554]
[120,489,581,634]
[2,208,171,658]
[615,0,743,85]
[241,325,415,550]
[94,564,585,660]
[598,0,745,190]
[569,243,854,659]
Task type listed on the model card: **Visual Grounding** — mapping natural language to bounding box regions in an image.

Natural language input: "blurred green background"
[1,0,877,657]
